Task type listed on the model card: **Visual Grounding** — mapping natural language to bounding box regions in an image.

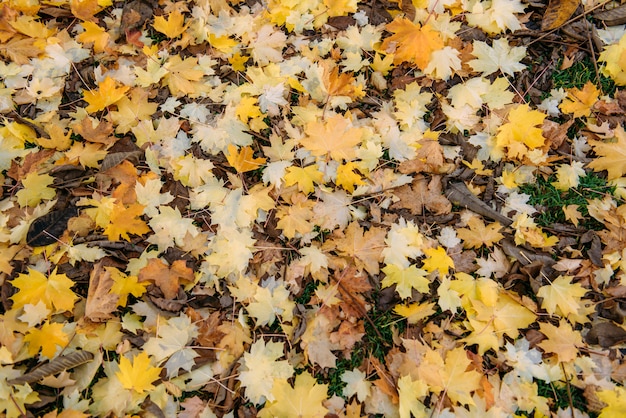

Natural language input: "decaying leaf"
[541,0,581,31]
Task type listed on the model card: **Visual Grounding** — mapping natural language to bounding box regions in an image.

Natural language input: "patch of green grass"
[294,280,318,305]
[363,305,402,362]
[536,380,596,417]
[552,57,616,96]
[317,348,366,397]
[519,172,613,230]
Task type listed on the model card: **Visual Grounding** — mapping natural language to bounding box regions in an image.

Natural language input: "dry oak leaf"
[138,258,194,300]
[332,221,387,275]
[300,114,363,161]
[381,17,444,70]
[390,175,452,215]
[588,126,626,180]
[537,320,583,363]
[456,216,505,249]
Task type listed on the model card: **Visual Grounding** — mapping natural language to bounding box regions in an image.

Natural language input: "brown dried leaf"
[542,0,580,31]
[85,259,120,322]
[0,36,42,64]
[398,140,446,174]
[391,175,451,215]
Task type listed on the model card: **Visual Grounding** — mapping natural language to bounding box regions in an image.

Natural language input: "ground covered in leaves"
[3,0,626,416]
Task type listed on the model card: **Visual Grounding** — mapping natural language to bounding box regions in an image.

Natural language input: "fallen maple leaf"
[456,216,504,249]
[23,320,69,358]
[588,126,626,180]
[152,10,186,39]
[559,81,599,118]
[83,76,130,113]
[138,258,194,300]
[103,202,150,241]
[381,17,444,70]
[300,114,363,161]
[225,144,266,173]
[538,276,587,320]
[258,371,329,418]
[537,320,583,363]
[11,268,78,313]
[115,351,162,394]
[237,339,294,404]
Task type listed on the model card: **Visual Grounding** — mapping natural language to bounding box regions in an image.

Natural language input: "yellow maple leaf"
[259,371,328,418]
[335,161,365,193]
[334,221,386,275]
[381,17,444,70]
[83,76,129,113]
[512,213,559,249]
[382,264,430,299]
[537,320,583,363]
[152,10,186,39]
[284,165,324,194]
[11,268,78,313]
[225,144,266,173]
[115,351,162,394]
[16,171,56,208]
[76,21,110,53]
[559,81,600,118]
[398,374,428,418]
[597,386,626,418]
[108,267,148,307]
[276,197,314,238]
[394,301,436,324]
[456,216,504,249]
[562,204,582,226]
[23,321,69,358]
[103,202,150,241]
[323,65,356,98]
[495,104,546,159]
[537,275,587,318]
[162,55,205,95]
[422,246,454,276]
[300,114,363,161]
[37,124,72,151]
[588,126,626,180]
[323,0,357,16]
[441,347,483,406]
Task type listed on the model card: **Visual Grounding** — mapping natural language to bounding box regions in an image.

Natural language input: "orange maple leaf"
[225,144,266,173]
[300,114,363,161]
[83,76,129,113]
[559,81,600,118]
[381,17,444,70]
[138,258,194,299]
[103,202,150,241]
[324,65,356,98]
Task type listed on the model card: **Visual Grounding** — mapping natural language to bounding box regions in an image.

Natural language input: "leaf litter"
[1,0,626,416]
